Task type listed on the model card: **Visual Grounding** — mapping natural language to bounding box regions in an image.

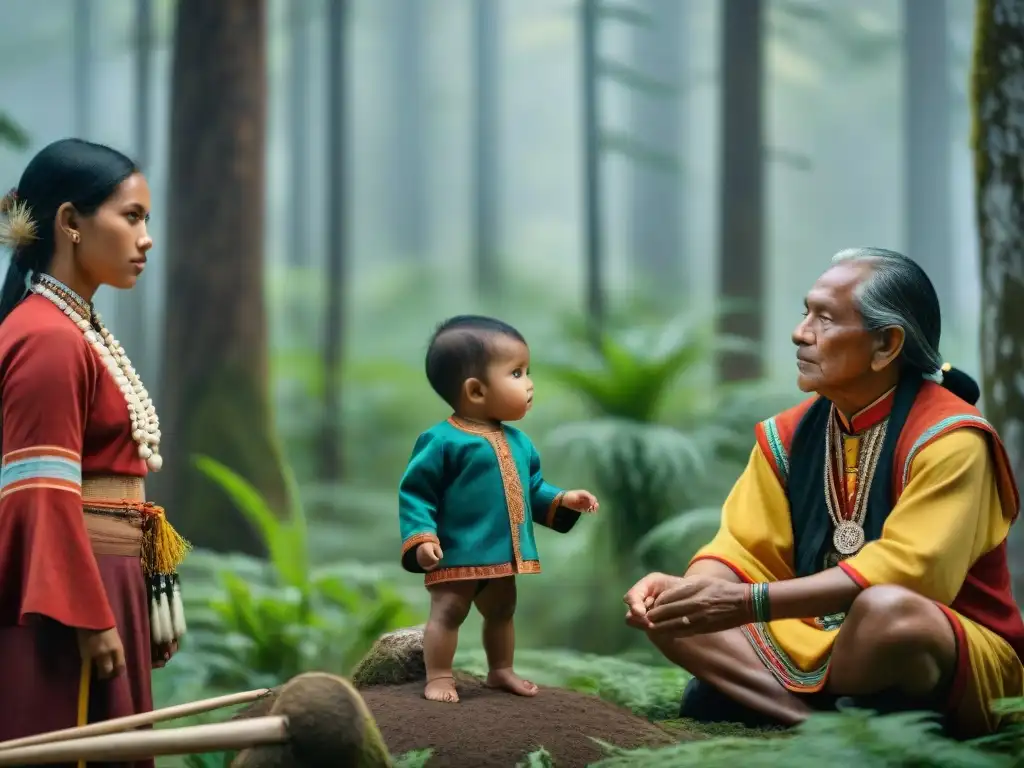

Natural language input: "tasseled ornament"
[139,504,191,578]
[170,576,187,638]
[139,504,191,645]
[149,575,174,645]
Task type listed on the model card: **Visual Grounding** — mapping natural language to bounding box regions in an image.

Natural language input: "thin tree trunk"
[972,0,1024,598]
[472,0,501,297]
[904,0,953,317]
[392,0,429,263]
[581,0,604,338]
[319,0,348,483]
[628,0,686,300]
[116,0,153,384]
[73,0,93,139]
[287,0,311,269]
[161,0,287,554]
[716,0,764,382]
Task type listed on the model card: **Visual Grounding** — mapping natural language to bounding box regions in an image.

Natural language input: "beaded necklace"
[30,273,163,472]
[823,406,885,556]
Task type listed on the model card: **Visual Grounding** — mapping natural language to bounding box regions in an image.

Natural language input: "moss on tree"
[971,0,1024,593]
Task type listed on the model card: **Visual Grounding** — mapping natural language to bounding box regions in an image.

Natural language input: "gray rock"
[351,626,427,688]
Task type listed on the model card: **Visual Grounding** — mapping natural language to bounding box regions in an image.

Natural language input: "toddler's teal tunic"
[398,416,581,585]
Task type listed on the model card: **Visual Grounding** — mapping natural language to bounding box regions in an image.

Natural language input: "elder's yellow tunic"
[693,385,1024,737]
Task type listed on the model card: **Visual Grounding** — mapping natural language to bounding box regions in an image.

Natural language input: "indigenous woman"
[0,138,189,766]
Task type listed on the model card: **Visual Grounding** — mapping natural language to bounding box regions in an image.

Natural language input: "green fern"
[172,459,422,693]
[537,310,796,581]
[634,506,723,566]
[193,455,310,594]
[517,747,556,768]
[590,710,1013,767]
[393,748,434,768]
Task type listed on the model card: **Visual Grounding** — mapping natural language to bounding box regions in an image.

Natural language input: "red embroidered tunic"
[0,294,154,763]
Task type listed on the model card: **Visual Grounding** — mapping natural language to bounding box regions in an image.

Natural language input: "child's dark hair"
[425,315,526,408]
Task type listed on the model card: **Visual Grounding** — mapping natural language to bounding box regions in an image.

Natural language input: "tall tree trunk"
[287,0,311,270]
[72,0,93,139]
[472,0,501,298]
[628,0,686,301]
[716,0,764,382]
[160,0,287,555]
[319,0,348,484]
[392,0,429,263]
[904,0,953,317]
[581,0,605,338]
[117,0,153,386]
[74,0,117,328]
[972,0,1024,597]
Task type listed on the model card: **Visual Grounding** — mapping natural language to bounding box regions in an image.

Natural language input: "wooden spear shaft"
[0,688,272,751]
[0,716,289,766]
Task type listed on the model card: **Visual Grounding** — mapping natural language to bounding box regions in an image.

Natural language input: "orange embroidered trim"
[402,531,440,557]
[0,478,81,499]
[3,445,79,464]
[545,491,565,528]
[741,622,832,693]
[448,416,529,573]
[485,432,526,570]
[425,560,541,585]
[447,416,501,434]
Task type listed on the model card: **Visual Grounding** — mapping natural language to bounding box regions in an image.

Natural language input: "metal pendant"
[832,520,865,556]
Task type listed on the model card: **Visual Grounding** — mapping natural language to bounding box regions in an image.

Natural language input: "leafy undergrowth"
[159,643,1024,767]
[591,710,1024,767]
[450,648,1024,767]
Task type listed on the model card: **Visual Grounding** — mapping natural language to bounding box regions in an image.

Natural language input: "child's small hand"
[563,490,599,513]
[416,541,444,571]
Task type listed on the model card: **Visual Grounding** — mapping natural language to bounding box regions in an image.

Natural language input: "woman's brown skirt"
[0,477,155,768]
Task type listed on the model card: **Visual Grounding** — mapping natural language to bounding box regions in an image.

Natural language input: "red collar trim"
[835,387,896,434]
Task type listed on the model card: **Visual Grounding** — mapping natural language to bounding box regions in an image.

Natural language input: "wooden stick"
[0,688,272,751]
[0,716,289,766]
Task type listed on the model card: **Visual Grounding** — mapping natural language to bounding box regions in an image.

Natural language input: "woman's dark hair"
[0,138,138,325]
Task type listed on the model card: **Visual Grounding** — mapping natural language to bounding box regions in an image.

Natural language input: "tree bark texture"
[716,0,764,382]
[628,0,686,298]
[159,0,287,555]
[972,0,1024,596]
[904,0,953,318]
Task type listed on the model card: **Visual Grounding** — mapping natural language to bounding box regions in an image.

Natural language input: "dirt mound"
[235,630,685,766]
[360,676,677,768]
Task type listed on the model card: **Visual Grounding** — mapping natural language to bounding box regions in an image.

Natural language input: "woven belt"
[82,475,146,557]
[82,475,145,504]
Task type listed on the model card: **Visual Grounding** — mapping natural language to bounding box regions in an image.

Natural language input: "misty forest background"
[3,0,1024,763]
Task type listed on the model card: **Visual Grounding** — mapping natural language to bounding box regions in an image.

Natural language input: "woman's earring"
[70,231,79,243]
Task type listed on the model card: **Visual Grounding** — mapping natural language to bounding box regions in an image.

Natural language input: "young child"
[398,315,599,704]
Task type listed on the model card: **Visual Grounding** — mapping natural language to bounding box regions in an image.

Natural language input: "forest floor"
[360,673,683,767]
[348,628,780,767]
[339,628,1021,768]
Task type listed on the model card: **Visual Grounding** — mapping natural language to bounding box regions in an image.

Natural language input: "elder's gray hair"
[830,247,943,379]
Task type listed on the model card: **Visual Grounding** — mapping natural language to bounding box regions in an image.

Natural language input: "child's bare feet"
[486,668,539,697]
[424,675,460,703]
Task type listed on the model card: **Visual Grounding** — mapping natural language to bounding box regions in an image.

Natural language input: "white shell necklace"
[30,273,163,472]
